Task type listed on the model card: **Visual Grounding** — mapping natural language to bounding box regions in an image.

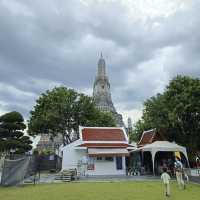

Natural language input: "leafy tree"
[129,94,169,142]
[28,86,116,145]
[89,111,116,127]
[130,75,200,153]
[164,75,200,149]
[130,119,148,142]
[0,111,32,154]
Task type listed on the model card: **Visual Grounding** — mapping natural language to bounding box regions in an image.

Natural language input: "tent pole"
[152,151,155,176]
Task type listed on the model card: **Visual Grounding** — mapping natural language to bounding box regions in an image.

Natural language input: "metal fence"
[1,156,30,186]
[36,155,62,171]
[0,154,62,186]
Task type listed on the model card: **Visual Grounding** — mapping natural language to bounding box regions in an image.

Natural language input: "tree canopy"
[28,86,116,145]
[130,75,200,152]
[0,111,32,154]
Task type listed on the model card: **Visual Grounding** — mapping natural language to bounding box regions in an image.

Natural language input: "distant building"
[127,117,133,135]
[36,134,63,152]
[127,117,132,130]
[93,54,124,127]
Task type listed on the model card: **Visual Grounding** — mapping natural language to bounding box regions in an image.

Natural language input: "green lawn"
[0,181,200,200]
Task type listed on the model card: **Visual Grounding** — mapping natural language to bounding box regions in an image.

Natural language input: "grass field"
[0,181,200,200]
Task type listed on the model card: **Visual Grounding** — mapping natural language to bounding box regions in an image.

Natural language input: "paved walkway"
[17,172,200,185]
[23,174,163,184]
[24,173,60,184]
[189,176,200,184]
[77,175,160,182]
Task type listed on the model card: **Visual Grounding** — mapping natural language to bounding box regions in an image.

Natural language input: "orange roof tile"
[138,129,165,146]
[82,128,126,141]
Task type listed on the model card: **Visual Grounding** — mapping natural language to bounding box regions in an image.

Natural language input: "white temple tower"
[93,54,124,127]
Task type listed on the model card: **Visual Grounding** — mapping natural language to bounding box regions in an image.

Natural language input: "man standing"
[174,156,185,189]
[161,167,171,197]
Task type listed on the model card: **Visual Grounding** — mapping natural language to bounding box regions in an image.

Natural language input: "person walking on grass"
[161,167,171,197]
[174,156,185,189]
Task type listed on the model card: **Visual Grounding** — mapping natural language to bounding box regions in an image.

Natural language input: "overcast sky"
[0,0,200,125]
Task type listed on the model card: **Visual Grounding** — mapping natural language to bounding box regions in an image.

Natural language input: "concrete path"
[77,175,160,182]
[24,174,162,184]
[22,172,200,185]
[189,176,200,184]
[23,173,61,184]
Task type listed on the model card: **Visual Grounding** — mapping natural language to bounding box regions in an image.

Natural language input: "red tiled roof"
[138,129,156,146]
[77,143,128,148]
[82,128,126,141]
[138,129,165,146]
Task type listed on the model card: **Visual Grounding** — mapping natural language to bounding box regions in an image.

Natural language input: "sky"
[0,0,200,126]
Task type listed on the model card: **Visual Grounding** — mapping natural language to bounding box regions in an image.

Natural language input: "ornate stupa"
[93,53,124,127]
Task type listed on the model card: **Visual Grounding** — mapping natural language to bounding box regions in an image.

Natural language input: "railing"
[185,168,200,177]
[195,168,200,176]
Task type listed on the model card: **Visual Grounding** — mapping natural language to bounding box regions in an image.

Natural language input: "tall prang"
[93,53,124,127]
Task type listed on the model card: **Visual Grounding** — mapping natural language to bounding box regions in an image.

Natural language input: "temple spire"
[98,52,106,76]
[93,55,125,127]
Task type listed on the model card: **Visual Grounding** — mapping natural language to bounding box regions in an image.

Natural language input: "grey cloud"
[2,104,30,118]
[0,0,200,122]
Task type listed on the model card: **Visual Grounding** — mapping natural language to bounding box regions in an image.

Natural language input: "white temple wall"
[86,156,126,176]
[62,141,87,170]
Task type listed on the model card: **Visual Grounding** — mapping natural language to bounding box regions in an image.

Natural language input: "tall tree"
[0,111,32,154]
[130,75,200,152]
[164,75,200,149]
[28,87,116,145]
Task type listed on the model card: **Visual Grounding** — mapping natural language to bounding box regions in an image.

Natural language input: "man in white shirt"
[174,157,185,189]
[161,167,171,197]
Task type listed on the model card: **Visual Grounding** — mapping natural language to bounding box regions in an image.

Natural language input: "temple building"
[61,126,135,176]
[93,54,124,127]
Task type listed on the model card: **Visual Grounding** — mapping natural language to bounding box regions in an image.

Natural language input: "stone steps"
[55,169,77,182]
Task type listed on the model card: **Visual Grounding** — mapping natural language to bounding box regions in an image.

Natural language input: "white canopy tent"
[131,141,189,174]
